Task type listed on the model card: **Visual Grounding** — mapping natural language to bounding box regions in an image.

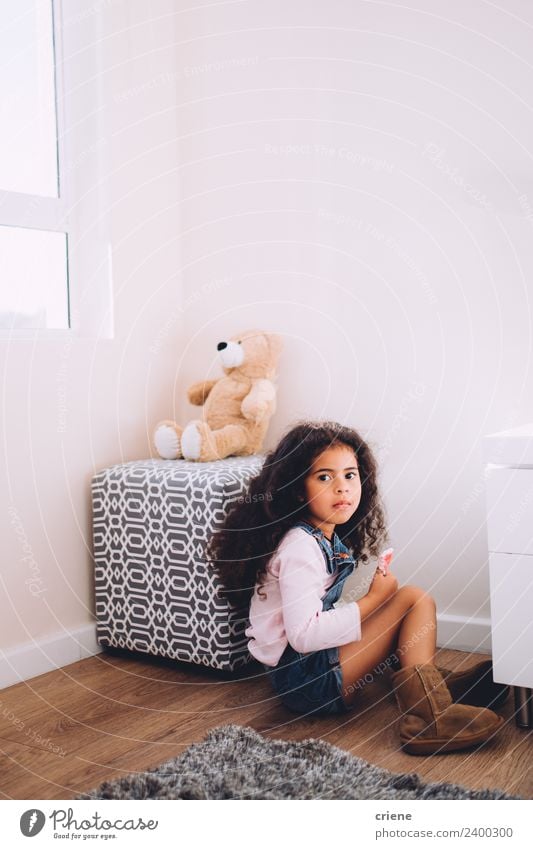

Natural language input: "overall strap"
[293,519,323,538]
[293,520,336,574]
[332,533,356,562]
[293,520,359,571]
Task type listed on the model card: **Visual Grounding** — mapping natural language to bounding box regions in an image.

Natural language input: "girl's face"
[302,443,362,539]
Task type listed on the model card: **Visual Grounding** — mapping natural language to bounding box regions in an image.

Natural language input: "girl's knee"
[398,584,436,610]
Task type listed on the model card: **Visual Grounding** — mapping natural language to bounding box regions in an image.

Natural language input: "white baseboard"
[436,614,492,655]
[0,614,493,690]
[0,623,102,691]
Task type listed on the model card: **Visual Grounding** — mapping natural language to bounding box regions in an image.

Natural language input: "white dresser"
[484,423,533,727]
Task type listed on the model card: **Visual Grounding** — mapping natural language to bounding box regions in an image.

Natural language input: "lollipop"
[377,547,394,576]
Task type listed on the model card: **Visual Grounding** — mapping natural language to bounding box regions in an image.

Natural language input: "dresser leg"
[513,686,533,728]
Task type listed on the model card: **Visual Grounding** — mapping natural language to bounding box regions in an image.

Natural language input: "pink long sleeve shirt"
[244,527,362,666]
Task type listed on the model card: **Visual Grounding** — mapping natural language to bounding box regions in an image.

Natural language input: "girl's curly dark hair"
[206,419,388,609]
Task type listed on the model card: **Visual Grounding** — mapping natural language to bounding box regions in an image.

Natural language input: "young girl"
[208,420,508,755]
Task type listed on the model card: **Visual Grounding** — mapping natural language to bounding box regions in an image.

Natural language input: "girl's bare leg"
[338,586,437,707]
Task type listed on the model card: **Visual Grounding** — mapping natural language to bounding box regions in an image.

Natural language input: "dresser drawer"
[485,466,533,555]
[489,552,533,687]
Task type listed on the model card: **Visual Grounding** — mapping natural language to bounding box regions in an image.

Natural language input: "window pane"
[0,0,58,197]
[0,225,69,328]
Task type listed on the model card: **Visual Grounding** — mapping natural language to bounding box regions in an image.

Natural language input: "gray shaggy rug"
[77,724,518,800]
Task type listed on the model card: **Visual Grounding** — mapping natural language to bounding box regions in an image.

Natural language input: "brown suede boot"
[437,660,510,709]
[391,663,504,755]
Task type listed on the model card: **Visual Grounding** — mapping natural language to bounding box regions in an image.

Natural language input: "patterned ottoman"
[91,455,265,672]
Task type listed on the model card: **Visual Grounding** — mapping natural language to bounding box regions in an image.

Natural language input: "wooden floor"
[0,647,530,799]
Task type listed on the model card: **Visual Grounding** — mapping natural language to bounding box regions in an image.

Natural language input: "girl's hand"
[356,567,399,622]
[367,568,398,606]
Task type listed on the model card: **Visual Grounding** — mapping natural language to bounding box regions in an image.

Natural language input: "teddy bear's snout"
[217,339,245,369]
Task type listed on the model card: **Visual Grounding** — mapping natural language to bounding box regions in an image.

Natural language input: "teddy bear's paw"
[154,424,181,460]
[181,422,202,460]
[242,401,268,423]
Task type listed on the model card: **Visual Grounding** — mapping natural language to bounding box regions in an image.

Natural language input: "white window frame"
[0,0,113,340]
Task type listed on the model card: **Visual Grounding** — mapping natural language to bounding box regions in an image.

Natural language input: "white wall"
[2,0,532,685]
[0,0,184,681]
[174,0,533,644]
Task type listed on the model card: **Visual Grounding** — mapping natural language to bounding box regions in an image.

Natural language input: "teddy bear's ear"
[267,332,284,362]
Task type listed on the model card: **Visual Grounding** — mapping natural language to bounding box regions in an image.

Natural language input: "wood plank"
[0,648,530,799]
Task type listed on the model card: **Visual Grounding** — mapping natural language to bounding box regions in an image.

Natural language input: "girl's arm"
[277,533,362,652]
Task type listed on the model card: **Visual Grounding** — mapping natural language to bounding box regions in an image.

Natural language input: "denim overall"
[264,520,359,716]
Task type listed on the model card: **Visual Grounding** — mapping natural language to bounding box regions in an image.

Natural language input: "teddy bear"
[153,329,283,462]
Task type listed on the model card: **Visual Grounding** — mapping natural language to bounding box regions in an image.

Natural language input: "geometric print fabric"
[92,455,265,671]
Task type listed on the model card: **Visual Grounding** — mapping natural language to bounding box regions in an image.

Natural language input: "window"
[0,0,113,337]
